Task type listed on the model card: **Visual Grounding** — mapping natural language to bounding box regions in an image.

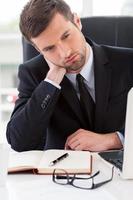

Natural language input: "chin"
[67,68,82,74]
[67,65,84,74]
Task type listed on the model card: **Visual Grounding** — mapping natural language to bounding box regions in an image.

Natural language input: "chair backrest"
[22,16,133,62]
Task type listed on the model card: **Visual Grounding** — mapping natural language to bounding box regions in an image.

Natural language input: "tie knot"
[76,74,86,96]
[76,74,84,84]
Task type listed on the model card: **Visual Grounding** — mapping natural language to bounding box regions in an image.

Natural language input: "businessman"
[6,0,133,152]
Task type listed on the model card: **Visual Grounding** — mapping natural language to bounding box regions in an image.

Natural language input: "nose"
[57,42,72,58]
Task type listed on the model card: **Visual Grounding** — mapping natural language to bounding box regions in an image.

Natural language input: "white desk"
[1,154,133,200]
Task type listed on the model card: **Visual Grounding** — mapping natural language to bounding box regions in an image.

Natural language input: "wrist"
[46,68,66,84]
[107,132,123,150]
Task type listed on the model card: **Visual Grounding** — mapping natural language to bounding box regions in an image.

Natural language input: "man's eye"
[45,46,55,52]
[63,34,70,39]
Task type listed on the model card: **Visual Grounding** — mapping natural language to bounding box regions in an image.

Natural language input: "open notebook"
[8,149,92,175]
[99,87,133,179]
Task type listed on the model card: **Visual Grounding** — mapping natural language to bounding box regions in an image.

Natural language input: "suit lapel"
[93,44,112,131]
[61,76,87,128]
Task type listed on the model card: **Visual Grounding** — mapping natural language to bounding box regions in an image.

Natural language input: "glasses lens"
[72,172,99,189]
[92,167,114,189]
[54,169,68,185]
[73,176,93,189]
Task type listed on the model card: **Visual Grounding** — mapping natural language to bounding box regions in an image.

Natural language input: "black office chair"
[22,16,133,62]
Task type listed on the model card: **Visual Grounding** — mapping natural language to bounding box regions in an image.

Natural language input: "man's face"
[31,13,87,73]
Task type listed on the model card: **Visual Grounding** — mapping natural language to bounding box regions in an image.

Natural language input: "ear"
[73,13,82,30]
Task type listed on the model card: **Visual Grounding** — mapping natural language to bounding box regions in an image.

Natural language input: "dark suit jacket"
[6,38,133,151]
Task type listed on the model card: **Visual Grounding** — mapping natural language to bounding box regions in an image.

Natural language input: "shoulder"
[87,37,133,63]
[18,54,49,81]
[20,54,48,71]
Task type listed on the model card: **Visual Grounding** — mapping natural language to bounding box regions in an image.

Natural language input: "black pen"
[49,153,69,166]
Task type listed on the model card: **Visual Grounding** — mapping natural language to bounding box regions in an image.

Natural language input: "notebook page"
[38,149,91,170]
[8,150,44,170]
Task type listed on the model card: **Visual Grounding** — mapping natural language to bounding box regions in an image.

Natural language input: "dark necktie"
[76,74,95,130]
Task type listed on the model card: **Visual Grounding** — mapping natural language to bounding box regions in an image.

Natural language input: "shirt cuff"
[44,78,61,89]
[117,131,124,146]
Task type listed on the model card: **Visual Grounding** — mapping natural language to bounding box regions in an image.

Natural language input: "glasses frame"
[52,166,114,190]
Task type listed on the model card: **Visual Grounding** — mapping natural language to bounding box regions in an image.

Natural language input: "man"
[6,0,133,152]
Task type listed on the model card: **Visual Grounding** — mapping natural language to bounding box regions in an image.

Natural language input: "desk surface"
[1,154,133,200]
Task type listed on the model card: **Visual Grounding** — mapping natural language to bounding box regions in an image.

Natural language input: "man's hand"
[46,59,66,84]
[65,129,123,151]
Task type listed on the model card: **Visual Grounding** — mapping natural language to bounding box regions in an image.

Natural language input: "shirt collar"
[80,45,94,86]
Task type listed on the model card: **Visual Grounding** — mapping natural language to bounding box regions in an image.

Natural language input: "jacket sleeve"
[6,64,61,152]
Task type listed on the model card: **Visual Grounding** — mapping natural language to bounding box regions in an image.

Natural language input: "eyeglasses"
[52,167,114,190]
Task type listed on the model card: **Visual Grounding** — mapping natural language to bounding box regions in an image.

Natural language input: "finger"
[67,136,79,147]
[74,145,83,151]
[64,145,71,150]
[64,138,71,149]
[64,132,78,148]
[68,139,81,150]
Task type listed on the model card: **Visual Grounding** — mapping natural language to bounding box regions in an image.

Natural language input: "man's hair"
[20,0,73,42]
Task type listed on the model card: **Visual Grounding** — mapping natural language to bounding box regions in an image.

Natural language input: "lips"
[65,54,78,64]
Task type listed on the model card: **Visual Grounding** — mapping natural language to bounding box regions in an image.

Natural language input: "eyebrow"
[42,30,70,52]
